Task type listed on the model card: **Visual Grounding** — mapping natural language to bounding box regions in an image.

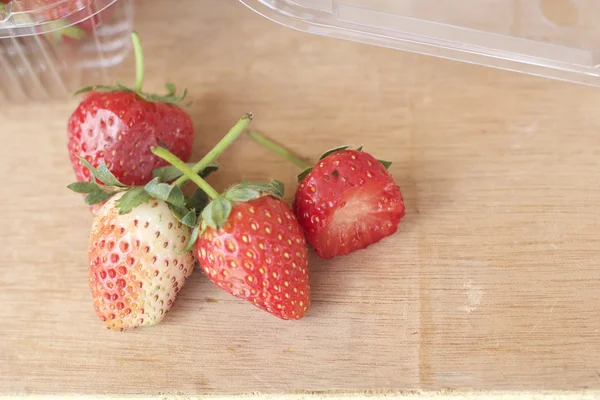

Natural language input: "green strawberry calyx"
[67,157,128,205]
[202,179,284,230]
[297,144,392,181]
[74,32,189,106]
[67,156,219,226]
[151,146,284,252]
[246,131,392,182]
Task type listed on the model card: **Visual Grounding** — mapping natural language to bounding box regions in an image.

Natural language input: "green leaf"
[74,81,190,106]
[116,186,151,214]
[225,187,260,202]
[144,178,185,208]
[169,205,197,228]
[225,179,285,202]
[84,187,114,206]
[144,87,189,106]
[78,156,99,180]
[152,163,193,182]
[182,210,197,227]
[318,145,352,161]
[269,179,285,198]
[201,202,218,230]
[201,197,232,230]
[96,162,126,187]
[357,145,364,151]
[211,198,232,229]
[77,157,125,187]
[297,167,313,183]
[67,181,98,194]
[180,224,200,253]
[185,189,210,211]
[152,162,219,183]
[378,159,392,170]
[74,85,120,95]
[169,205,187,221]
[165,83,177,96]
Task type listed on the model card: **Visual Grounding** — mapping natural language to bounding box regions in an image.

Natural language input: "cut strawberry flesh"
[316,182,405,259]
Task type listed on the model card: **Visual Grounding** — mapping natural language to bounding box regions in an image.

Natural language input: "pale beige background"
[1,0,600,396]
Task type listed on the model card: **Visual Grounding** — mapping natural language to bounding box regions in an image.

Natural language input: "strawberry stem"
[152,147,220,200]
[247,131,312,170]
[131,32,144,93]
[174,113,254,188]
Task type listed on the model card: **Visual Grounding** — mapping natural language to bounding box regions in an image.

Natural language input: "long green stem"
[152,147,220,200]
[247,130,312,170]
[131,32,144,92]
[174,113,254,188]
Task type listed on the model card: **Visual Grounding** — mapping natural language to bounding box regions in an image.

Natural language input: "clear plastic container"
[0,0,133,103]
[240,0,600,87]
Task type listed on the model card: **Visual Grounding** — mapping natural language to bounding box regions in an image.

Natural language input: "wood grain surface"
[2,0,600,396]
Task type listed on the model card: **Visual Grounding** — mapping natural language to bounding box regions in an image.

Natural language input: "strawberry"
[70,159,200,331]
[60,0,112,41]
[294,148,404,259]
[248,133,405,259]
[1,0,93,43]
[8,0,93,20]
[69,113,255,329]
[88,192,196,331]
[197,195,310,320]
[152,147,311,320]
[67,32,194,191]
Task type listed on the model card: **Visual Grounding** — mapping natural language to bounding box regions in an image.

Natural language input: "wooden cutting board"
[2,0,600,396]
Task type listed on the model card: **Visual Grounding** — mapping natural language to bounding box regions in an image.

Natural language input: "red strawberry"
[68,91,193,186]
[293,149,404,259]
[88,192,196,331]
[197,196,310,320]
[1,0,94,43]
[247,133,405,260]
[67,32,194,191]
[63,0,112,37]
[151,147,311,320]
[9,0,92,20]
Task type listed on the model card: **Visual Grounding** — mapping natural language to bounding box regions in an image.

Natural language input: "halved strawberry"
[293,149,404,259]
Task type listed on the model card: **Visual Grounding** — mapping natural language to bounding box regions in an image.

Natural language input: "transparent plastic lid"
[0,0,118,38]
[240,0,600,86]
